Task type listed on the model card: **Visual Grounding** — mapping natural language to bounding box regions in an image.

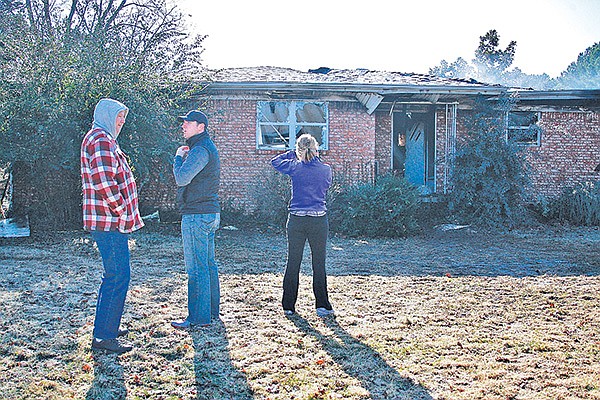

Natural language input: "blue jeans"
[90,230,131,340]
[181,213,220,325]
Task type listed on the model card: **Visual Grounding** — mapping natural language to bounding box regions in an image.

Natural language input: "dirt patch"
[0,225,599,399]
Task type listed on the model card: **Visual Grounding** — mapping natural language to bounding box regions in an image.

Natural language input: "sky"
[174,0,600,78]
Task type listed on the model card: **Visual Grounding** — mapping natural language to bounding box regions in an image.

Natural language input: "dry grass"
[0,224,599,399]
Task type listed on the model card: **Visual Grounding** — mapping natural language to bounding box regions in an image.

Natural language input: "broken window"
[257,101,328,150]
[507,111,542,146]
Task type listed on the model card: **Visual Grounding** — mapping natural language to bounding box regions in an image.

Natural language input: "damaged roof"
[201,66,600,112]
[208,66,497,87]
[204,66,504,93]
[202,66,507,113]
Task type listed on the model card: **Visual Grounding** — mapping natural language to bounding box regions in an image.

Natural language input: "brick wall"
[525,111,600,198]
[171,99,379,212]
[435,109,449,193]
[432,108,600,199]
[374,111,392,176]
[206,99,262,210]
[326,101,377,185]
[96,102,600,216]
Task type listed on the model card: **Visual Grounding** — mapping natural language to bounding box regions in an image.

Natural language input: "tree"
[555,42,600,89]
[429,29,554,89]
[0,0,205,228]
[447,94,530,227]
[473,29,517,80]
[428,57,475,80]
[500,68,554,90]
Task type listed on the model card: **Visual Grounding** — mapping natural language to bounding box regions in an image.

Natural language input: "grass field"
[1,225,599,399]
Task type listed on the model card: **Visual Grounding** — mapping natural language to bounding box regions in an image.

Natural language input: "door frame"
[391,105,436,194]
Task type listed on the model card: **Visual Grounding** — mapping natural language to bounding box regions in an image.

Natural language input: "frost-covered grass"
[1,226,599,399]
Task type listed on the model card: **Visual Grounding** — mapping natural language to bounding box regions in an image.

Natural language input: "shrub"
[248,168,291,230]
[219,196,256,229]
[329,175,421,237]
[447,94,530,227]
[548,181,600,226]
[0,1,205,231]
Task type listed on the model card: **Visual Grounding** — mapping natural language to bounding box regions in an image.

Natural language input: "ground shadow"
[189,321,254,400]
[324,229,600,278]
[213,229,600,278]
[289,315,433,399]
[85,353,126,400]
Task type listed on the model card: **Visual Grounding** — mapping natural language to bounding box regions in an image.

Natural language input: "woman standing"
[271,134,334,317]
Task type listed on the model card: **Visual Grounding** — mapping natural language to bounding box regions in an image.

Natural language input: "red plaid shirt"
[81,128,144,233]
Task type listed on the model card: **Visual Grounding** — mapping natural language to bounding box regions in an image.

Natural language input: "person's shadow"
[85,353,126,399]
[289,315,433,399]
[189,321,254,400]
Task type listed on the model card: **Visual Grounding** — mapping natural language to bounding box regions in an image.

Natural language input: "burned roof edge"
[200,80,508,96]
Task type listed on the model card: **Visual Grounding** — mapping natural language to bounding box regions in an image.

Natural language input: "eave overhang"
[197,80,600,113]
[200,81,507,96]
[200,81,507,114]
[510,89,600,111]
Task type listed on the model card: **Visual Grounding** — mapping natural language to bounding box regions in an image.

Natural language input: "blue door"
[405,121,425,187]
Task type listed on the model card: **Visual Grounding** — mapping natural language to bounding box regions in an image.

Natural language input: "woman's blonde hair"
[295,134,319,162]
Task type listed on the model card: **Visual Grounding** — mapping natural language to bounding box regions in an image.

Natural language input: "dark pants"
[282,214,332,311]
[90,231,131,340]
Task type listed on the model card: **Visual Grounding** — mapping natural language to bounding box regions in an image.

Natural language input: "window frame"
[506,111,542,146]
[256,100,329,150]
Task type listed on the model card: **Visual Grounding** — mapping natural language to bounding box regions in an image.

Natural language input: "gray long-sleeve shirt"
[173,146,209,187]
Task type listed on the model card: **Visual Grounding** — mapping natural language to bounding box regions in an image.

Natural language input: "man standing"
[81,98,144,354]
[171,110,221,329]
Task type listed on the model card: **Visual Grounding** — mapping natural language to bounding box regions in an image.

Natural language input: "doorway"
[392,107,435,194]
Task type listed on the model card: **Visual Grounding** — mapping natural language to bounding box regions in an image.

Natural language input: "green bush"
[0,1,204,231]
[447,94,530,227]
[219,196,257,229]
[247,168,291,230]
[547,181,600,226]
[329,175,421,237]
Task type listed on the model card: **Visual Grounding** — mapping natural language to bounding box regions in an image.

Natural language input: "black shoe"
[92,338,132,354]
[117,328,129,337]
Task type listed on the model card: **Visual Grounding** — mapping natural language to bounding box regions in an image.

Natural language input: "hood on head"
[92,98,129,138]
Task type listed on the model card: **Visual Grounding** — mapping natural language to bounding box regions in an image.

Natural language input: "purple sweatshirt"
[271,150,332,213]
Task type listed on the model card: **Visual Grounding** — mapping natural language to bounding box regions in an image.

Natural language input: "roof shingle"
[209,66,497,88]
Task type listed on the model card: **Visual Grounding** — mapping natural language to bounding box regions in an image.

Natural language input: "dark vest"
[176,132,220,214]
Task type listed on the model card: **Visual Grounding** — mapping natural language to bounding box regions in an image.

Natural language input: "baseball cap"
[179,110,208,126]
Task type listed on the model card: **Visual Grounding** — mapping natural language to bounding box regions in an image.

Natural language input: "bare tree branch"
[103,0,127,32]
[65,0,78,35]
[24,0,36,33]
[41,0,53,37]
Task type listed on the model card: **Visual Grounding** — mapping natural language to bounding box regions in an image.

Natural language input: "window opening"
[257,101,328,150]
[507,111,542,146]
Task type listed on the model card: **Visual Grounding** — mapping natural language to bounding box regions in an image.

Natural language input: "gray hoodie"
[92,98,129,138]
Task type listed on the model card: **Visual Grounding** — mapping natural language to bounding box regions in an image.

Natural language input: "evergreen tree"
[428,57,475,80]
[473,29,517,81]
[447,94,530,227]
[428,29,554,89]
[555,42,600,89]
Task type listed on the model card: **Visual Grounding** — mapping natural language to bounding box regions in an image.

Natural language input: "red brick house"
[143,66,598,212]
[3,67,599,232]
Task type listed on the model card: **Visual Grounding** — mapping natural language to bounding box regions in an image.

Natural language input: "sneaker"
[284,310,295,316]
[171,319,211,330]
[171,319,193,330]
[316,307,335,317]
[117,328,129,337]
[91,338,132,354]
